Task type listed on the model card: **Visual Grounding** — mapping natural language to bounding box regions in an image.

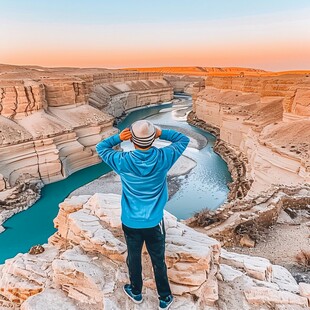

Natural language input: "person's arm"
[159,129,190,170]
[95,128,132,173]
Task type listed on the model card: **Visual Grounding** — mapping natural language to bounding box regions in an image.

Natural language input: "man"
[96,119,190,310]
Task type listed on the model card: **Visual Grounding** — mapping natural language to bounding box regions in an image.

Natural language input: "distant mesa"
[123,66,268,77]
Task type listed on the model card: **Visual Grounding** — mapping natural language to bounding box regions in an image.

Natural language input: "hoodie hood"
[128,147,159,176]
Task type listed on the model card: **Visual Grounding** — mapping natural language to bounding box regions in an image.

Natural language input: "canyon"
[0,65,309,309]
[0,65,173,229]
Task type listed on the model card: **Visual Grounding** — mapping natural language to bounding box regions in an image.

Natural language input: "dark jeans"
[122,219,172,299]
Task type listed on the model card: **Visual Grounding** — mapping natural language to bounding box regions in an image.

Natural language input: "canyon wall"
[125,66,268,101]
[89,79,173,117]
[193,74,310,195]
[0,65,173,226]
[163,75,205,103]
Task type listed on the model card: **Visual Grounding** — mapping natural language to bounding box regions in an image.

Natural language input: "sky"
[1,0,310,71]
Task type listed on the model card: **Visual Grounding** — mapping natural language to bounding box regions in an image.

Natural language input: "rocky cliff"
[0,65,173,229]
[192,73,310,195]
[125,66,268,100]
[89,79,172,117]
[187,72,310,252]
[0,193,309,310]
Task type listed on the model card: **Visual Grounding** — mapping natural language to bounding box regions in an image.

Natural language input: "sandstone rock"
[292,88,310,116]
[84,193,121,228]
[52,195,92,243]
[0,174,5,191]
[89,79,173,117]
[0,180,42,231]
[239,235,255,248]
[0,244,59,304]
[220,264,250,283]
[20,288,78,310]
[193,264,219,306]
[66,209,127,261]
[0,82,45,119]
[161,212,220,299]
[244,287,308,307]
[275,305,309,310]
[52,246,114,305]
[43,78,87,107]
[277,209,296,224]
[220,250,272,281]
[164,75,205,94]
[299,282,310,303]
[271,265,299,293]
[1,191,308,310]
[217,264,254,310]
[167,269,207,286]
[0,296,20,310]
[59,195,91,214]
[251,278,280,291]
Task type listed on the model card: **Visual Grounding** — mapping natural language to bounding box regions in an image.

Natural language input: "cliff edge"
[0,193,309,310]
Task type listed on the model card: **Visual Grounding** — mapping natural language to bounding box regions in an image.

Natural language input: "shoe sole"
[158,298,174,310]
[123,286,143,304]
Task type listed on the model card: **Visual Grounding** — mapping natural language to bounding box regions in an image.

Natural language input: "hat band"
[130,124,156,148]
[131,132,156,148]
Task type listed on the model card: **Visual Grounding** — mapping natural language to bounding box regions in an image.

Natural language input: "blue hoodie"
[96,129,190,228]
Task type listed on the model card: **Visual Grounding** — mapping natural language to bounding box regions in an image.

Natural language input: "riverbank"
[187,111,252,201]
[0,180,43,233]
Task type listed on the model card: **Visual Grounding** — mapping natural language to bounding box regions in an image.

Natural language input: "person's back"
[96,119,190,309]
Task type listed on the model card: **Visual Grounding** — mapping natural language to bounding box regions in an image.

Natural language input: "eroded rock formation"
[0,193,308,309]
[0,65,173,228]
[187,72,310,250]
[191,185,310,247]
[89,79,173,117]
[191,74,310,195]
[163,75,205,100]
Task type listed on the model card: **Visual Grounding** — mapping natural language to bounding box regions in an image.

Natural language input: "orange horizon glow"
[5,41,310,72]
[1,3,310,71]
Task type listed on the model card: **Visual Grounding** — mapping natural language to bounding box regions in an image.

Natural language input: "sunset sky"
[1,0,310,71]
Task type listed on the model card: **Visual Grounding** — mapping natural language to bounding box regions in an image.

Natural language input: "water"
[0,96,231,264]
[122,98,232,220]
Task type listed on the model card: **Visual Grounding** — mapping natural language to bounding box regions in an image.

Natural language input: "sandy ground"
[226,210,310,283]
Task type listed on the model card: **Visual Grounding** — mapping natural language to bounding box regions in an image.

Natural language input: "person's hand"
[119,128,132,141]
[155,126,162,139]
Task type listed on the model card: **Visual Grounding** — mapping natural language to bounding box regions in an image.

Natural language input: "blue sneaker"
[159,295,174,309]
[123,284,143,304]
